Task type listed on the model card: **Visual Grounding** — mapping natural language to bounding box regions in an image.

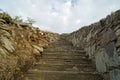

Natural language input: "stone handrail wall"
[67,10,120,80]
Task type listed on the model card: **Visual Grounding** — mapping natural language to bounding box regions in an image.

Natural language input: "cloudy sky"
[0,0,120,33]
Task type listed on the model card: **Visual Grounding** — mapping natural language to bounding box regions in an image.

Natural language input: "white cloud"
[61,1,72,25]
[0,0,120,33]
[76,19,81,24]
[51,12,58,16]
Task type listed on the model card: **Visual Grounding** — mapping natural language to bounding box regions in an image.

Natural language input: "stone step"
[33,64,96,72]
[48,42,72,45]
[38,59,90,65]
[26,70,102,80]
[25,39,103,80]
[47,44,74,47]
[47,46,77,49]
[41,55,86,59]
[34,62,92,65]
[50,39,69,42]
[48,44,72,47]
[48,42,72,46]
[39,58,90,61]
[46,46,83,52]
[38,58,90,63]
[50,40,72,44]
[45,48,79,51]
[45,46,77,50]
[34,63,95,66]
[43,50,85,53]
[42,52,86,57]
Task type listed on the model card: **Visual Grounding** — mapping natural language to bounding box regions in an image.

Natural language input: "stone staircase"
[25,38,103,80]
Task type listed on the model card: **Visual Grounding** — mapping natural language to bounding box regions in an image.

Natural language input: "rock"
[0,12,48,80]
[95,49,107,72]
[33,48,41,55]
[95,47,119,73]
[86,31,92,42]
[33,45,43,52]
[104,43,119,68]
[67,10,120,80]
[0,19,6,23]
[100,29,117,47]
[109,69,120,80]
[112,10,120,23]
[0,48,8,57]
[45,31,60,43]
[117,47,120,57]
[115,29,120,37]
[116,37,120,47]
[104,42,115,57]
[0,12,12,23]
[1,36,15,52]
[114,24,120,31]
[19,22,30,27]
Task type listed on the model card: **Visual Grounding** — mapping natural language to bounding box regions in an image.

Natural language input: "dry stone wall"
[45,31,60,43]
[67,10,120,80]
[0,12,51,80]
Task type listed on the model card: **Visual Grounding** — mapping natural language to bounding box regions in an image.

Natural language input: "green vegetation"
[61,33,70,37]
[13,16,23,22]
[26,17,36,25]
[0,11,36,26]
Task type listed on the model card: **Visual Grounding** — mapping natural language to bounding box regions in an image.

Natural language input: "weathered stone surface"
[0,47,8,57]
[115,29,120,37]
[0,12,12,23]
[95,49,107,72]
[100,29,116,47]
[105,42,115,57]
[67,10,120,80]
[33,45,43,56]
[1,36,15,52]
[0,18,6,23]
[26,38,103,80]
[0,12,51,80]
[45,31,60,43]
[109,69,120,80]
[116,37,120,47]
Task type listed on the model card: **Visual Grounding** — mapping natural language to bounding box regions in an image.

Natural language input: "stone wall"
[45,31,60,43]
[67,10,120,80]
[0,12,49,80]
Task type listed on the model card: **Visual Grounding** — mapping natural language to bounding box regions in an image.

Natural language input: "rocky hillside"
[0,12,59,80]
[67,10,120,80]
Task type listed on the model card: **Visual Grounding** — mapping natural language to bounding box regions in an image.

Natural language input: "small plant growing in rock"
[13,16,23,23]
[26,17,36,25]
